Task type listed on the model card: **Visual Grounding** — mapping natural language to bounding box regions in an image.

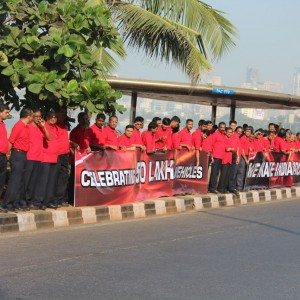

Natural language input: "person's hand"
[211,157,214,163]
[39,119,46,127]
[121,146,127,151]
[86,147,92,154]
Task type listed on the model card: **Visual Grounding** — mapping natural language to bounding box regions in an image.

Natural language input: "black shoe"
[47,204,58,209]
[61,202,69,207]
[208,190,218,194]
[0,207,8,213]
[39,205,47,210]
[229,189,239,196]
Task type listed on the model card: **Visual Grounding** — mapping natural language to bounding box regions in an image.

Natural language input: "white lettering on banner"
[247,161,300,178]
[80,159,204,188]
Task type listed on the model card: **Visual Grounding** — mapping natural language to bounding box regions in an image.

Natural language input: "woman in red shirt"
[34,111,60,209]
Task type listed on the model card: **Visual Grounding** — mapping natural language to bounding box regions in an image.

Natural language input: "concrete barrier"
[0,187,297,234]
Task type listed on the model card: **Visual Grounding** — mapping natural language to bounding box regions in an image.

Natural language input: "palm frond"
[113,2,212,82]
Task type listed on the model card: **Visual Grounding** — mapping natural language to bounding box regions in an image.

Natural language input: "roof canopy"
[108,78,300,110]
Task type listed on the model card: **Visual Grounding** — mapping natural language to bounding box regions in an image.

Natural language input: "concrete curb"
[1,187,299,234]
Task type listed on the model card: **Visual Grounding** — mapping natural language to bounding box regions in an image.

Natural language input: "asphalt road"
[1,199,300,300]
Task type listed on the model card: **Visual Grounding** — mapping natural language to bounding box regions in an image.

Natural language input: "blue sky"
[116,0,300,93]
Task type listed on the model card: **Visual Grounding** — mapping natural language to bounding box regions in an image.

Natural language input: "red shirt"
[42,123,59,163]
[9,120,30,152]
[285,140,296,151]
[103,126,118,147]
[155,127,173,150]
[132,128,142,145]
[210,130,227,159]
[295,140,300,151]
[141,131,156,151]
[239,135,251,156]
[70,126,90,153]
[177,128,193,147]
[118,134,136,148]
[0,121,8,154]
[222,136,237,164]
[253,137,269,152]
[57,122,69,155]
[27,123,44,161]
[202,135,212,152]
[88,124,105,146]
[172,133,180,149]
[192,128,203,150]
[273,136,286,153]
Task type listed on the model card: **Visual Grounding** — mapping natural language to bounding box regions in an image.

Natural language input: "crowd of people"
[0,102,299,212]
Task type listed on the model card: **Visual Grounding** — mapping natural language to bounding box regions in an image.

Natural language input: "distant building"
[246,67,259,86]
[292,68,300,96]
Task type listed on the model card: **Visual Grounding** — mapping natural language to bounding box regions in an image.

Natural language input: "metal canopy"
[108,77,300,109]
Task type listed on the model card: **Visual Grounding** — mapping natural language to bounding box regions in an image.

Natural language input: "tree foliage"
[108,0,236,82]
[0,0,125,113]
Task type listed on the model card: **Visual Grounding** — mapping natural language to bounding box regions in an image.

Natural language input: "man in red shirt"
[177,119,194,150]
[0,104,10,211]
[70,112,91,154]
[103,115,119,150]
[3,108,33,211]
[192,120,203,151]
[25,109,51,209]
[217,127,237,193]
[118,125,144,150]
[56,107,71,207]
[208,122,227,193]
[142,122,158,154]
[88,113,106,150]
[227,122,242,194]
[132,116,144,145]
[155,118,173,151]
[236,127,253,191]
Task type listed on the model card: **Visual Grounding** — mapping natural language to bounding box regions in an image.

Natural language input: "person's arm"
[39,120,52,140]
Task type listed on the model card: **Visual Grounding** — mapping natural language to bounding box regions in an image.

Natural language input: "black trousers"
[218,164,231,192]
[25,160,41,205]
[236,157,247,191]
[0,154,7,199]
[35,162,59,206]
[228,153,238,191]
[3,150,27,208]
[68,163,75,206]
[208,158,222,191]
[56,154,70,204]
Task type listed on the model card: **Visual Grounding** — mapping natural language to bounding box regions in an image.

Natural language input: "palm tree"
[97,0,236,82]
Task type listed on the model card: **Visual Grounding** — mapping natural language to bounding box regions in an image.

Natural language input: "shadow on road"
[201,210,300,237]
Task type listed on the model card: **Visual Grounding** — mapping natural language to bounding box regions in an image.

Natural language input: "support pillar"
[211,105,217,125]
[130,92,137,124]
[229,103,236,121]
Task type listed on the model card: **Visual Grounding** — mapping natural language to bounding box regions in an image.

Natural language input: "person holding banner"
[177,119,194,151]
[141,122,158,154]
[118,125,145,151]
[70,112,91,154]
[88,113,106,151]
[208,122,227,194]
[103,116,119,150]
[155,118,173,151]
[132,116,144,145]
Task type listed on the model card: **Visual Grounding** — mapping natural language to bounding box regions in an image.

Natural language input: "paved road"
[1,199,300,300]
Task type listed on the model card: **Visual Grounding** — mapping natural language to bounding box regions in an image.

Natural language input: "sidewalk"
[1,187,299,234]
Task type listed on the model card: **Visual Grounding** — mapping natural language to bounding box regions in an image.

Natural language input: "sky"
[115,0,300,93]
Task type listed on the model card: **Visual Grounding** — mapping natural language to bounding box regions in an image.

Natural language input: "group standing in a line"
[0,104,298,212]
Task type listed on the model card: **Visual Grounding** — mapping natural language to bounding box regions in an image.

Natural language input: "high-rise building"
[246,67,259,86]
[292,68,300,96]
